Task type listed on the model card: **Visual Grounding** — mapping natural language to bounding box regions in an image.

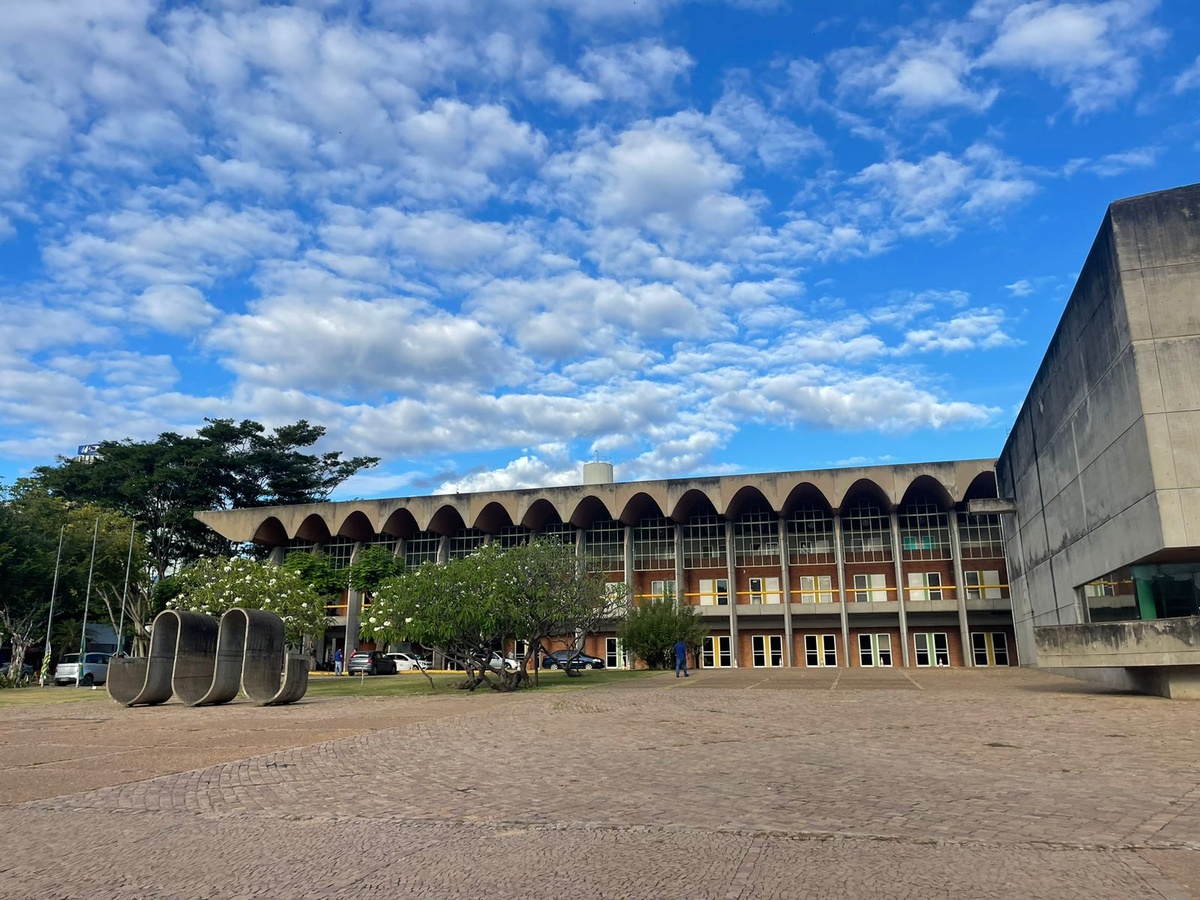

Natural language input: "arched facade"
[195,459,1013,671]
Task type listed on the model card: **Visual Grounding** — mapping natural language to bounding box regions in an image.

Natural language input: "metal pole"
[115,520,136,657]
[76,518,99,688]
[40,525,66,687]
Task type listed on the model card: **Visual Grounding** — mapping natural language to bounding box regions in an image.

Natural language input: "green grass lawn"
[0,667,659,708]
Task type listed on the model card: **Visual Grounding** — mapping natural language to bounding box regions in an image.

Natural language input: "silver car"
[54,652,109,686]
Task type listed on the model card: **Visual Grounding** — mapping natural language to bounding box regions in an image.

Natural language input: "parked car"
[487,654,521,671]
[54,652,110,686]
[542,649,606,670]
[347,651,397,675]
[385,652,430,671]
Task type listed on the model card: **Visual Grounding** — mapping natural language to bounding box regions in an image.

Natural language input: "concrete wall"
[997,183,1200,665]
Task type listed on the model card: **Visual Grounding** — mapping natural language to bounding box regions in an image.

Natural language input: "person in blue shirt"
[674,639,689,678]
[334,647,344,676]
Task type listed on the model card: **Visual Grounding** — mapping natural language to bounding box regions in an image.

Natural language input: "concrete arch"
[569,495,616,528]
[836,478,893,514]
[780,482,834,515]
[724,484,774,519]
[381,508,419,539]
[251,516,288,546]
[899,474,955,511]
[618,491,665,525]
[962,470,999,503]
[333,510,375,542]
[671,488,719,521]
[473,501,515,533]
[428,504,467,536]
[294,513,331,543]
[521,497,564,531]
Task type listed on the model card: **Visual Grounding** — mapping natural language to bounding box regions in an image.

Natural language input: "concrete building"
[196,460,1015,671]
[195,183,1200,693]
[996,182,1200,699]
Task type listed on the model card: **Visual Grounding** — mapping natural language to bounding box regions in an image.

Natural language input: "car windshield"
[60,654,79,664]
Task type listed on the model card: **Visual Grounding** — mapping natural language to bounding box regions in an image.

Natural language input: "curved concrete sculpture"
[108,608,307,707]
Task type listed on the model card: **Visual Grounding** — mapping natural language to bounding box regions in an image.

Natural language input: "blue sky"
[1,0,1197,500]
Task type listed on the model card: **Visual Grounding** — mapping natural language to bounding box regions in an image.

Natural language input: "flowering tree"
[170,557,329,647]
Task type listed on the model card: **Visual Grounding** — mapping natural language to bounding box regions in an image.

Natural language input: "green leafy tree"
[617,595,708,670]
[347,546,405,594]
[28,419,378,581]
[0,483,144,679]
[363,541,616,692]
[169,557,329,647]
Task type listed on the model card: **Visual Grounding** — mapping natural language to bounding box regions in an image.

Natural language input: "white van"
[54,652,109,686]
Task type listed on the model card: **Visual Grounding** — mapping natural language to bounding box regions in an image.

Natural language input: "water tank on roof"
[583,460,614,485]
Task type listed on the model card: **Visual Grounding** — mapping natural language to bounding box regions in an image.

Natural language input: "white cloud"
[1175,56,1200,93]
[978,0,1167,114]
[134,285,220,335]
[833,39,998,113]
[901,309,1020,353]
[1006,278,1034,296]
[1062,146,1160,177]
[578,40,693,105]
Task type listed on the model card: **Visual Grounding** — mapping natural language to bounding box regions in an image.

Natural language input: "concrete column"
[725,518,738,666]
[889,511,911,668]
[833,513,850,668]
[345,540,365,655]
[268,546,286,566]
[778,515,793,667]
[623,524,634,608]
[674,522,685,609]
[948,510,974,667]
[436,535,449,564]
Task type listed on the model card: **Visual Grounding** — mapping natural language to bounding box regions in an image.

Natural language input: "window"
[703,635,732,667]
[858,633,893,667]
[649,579,676,602]
[798,575,834,603]
[493,525,530,549]
[852,573,888,602]
[734,506,779,566]
[584,519,624,574]
[633,517,675,571]
[841,497,892,563]
[405,531,441,567]
[907,571,943,601]
[971,632,1010,666]
[448,528,485,559]
[743,576,780,604]
[958,511,1005,559]
[913,632,950,667]
[698,578,729,606]
[964,570,1004,600]
[751,635,783,667]
[898,494,950,561]
[683,513,725,567]
[323,537,355,570]
[787,502,835,565]
[538,522,576,545]
[804,634,837,667]
[513,639,527,661]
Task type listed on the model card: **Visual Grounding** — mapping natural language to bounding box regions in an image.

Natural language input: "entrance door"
[703,635,732,667]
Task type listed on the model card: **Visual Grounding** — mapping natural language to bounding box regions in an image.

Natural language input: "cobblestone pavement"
[3,667,1200,899]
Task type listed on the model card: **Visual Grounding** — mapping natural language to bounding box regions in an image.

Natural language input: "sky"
[1,0,1198,501]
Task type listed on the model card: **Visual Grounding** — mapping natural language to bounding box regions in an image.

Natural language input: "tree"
[347,546,405,594]
[28,419,378,581]
[169,557,329,647]
[0,483,144,680]
[617,595,708,670]
[362,541,616,692]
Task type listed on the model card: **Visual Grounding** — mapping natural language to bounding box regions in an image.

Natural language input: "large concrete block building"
[196,183,1200,694]
[996,183,1200,698]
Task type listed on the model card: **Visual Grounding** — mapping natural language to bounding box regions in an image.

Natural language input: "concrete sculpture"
[108,608,308,707]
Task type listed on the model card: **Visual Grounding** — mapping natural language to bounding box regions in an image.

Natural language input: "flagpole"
[40,525,66,687]
[76,518,99,688]
[115,520,135,658]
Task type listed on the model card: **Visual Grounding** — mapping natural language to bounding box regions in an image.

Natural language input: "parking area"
[2,667,1199,898]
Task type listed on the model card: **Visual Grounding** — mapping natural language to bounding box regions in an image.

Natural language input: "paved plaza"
[2,667,1200,899]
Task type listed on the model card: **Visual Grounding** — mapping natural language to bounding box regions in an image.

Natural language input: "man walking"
[674,638,689,678]
[334,647,344,676]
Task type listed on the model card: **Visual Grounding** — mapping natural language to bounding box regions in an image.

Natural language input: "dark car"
[347,651,397,675]
[542,649,606,670]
